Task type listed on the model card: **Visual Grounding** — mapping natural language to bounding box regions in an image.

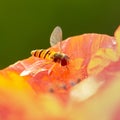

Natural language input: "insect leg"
[48,63,57,75]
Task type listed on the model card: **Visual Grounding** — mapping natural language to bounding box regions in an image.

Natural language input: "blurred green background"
[0,0,120,69]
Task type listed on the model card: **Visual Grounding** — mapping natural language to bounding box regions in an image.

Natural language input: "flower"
[0,26,120,120]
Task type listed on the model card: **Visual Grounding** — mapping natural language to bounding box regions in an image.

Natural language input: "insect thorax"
[52,52,69,66]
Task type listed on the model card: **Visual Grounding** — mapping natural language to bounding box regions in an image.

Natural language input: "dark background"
[0,0,119,69]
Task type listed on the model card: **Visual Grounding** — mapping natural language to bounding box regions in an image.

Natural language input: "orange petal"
[114,25,120,56]
[0,26,120,120]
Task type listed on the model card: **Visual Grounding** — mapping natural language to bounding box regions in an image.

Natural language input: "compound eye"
[61,58,67,66]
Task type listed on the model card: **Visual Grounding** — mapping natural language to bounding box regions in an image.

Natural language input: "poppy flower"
[0,26,120,120]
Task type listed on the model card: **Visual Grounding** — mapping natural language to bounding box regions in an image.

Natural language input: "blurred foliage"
[0,0,120,69]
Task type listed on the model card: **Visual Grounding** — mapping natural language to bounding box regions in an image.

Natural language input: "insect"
[20,26,70,76]
[31,26,69,67]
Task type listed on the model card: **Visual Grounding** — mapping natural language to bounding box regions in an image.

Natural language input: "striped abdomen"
[31,49,55,60]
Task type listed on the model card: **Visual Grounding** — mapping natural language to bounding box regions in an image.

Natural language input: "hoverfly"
[20,26,70,76]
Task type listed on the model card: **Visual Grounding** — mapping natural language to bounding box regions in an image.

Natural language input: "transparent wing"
[50,26,62,47]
